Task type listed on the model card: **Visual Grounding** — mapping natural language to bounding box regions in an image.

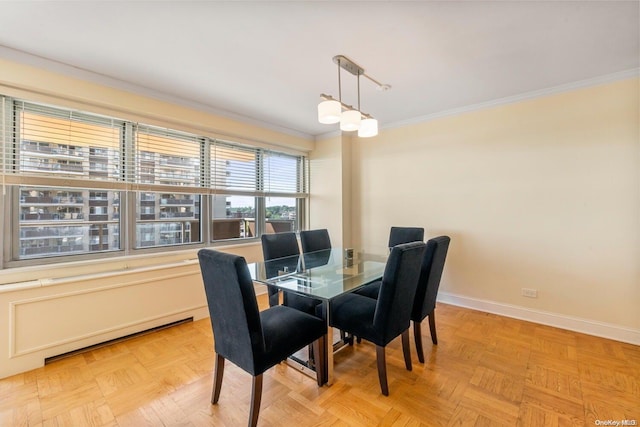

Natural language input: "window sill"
[0,240,262,288]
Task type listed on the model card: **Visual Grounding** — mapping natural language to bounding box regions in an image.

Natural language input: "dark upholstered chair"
[355,236,451,363]
[261,232,300,260]
[262,233,300,307]
[355,226,425,300]
[330,241,426,396]
[410,236,450,362]
[261,232,300,307]
[300,228,333,269]
[388,226,425,249]
[299,228,349,342]
[198,249,326,427]
[299,229,332,253]
[261,232,322,316]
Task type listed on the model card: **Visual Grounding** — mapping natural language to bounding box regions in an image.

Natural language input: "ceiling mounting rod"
[333,55,364,76]
[332,55,390,90]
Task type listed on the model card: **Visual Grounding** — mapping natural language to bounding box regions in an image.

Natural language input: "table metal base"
[284,327,352,386]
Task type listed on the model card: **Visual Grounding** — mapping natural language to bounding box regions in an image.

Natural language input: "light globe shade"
[358,118,378,137]
[340,109,361,131]
[318,100,341,124]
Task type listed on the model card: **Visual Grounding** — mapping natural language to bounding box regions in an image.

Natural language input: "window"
[265,197,298,234]
[0,97,308,268]
[136,192,200,248]
[8,102,124,260]
[18,187,121,257]
[262,151,306,234]
[208,143,307,240]
[212,195,256,240]
[210,142,258,241]
[133,126,202,248]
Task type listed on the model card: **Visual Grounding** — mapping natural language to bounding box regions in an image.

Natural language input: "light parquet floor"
[1,297,639,426]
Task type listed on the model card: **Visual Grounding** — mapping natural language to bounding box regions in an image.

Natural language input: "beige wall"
[350,78,639,335]
[309,134,350,247]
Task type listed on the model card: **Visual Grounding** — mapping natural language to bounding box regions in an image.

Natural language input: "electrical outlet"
[522,288,538,298]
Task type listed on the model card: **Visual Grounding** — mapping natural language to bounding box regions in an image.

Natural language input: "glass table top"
[248,248,386,301]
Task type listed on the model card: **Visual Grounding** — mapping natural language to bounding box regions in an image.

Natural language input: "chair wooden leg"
[414,320,425,363]
[211,354,225,404]
[211,354,224,404]
[428,310,438,345]
[313,334,326,386]
[344,331,355,346]
[249,374,263,427]
[401,329,412,371]
[375,345,389,396]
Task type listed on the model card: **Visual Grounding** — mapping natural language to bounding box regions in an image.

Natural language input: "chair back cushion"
[261,232,300,260]
[197,249,263,373]
[303,249,331,269]
[300,229,332,253]
[412,236,451,321]
[374,241,426,343]
[264,256,301,279]
[388,226,425,248]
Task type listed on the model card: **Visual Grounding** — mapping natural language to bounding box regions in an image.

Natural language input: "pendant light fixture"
[318,55,390,138]
[317,99,341,124]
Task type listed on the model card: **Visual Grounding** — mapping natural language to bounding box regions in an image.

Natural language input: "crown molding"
[314,129,343,141]
[382,68,640,132]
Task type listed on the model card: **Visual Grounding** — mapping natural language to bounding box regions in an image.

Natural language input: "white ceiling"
[0,1,638,139]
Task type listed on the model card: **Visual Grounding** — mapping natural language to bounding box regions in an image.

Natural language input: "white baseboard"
[438,292,640,346]
[251,284,640,345]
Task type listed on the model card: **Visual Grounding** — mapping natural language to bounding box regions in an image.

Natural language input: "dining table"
[248,247,386,385]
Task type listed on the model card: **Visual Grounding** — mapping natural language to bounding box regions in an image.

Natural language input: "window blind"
[263,150,308,197]
[210,140,258,195]
[1,97,7,193]
[131,124,202,193]
[8,103,309,198]
[11,101,124,188]
[209,140,308,198]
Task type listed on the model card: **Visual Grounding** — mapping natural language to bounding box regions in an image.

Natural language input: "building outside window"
[135,192,200,247]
